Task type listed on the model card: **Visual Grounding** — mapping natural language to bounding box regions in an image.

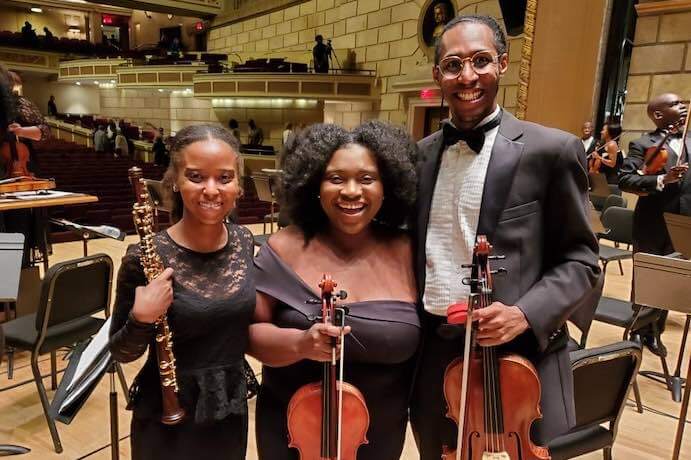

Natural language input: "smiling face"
[176,138,240,226]
[319,143,384,237]
[433,21,507,130]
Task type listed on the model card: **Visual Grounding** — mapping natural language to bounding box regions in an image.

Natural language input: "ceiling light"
[75,82,81,85]
[68,27,81,33]
[94,81,99,85]
[30,7,43,13]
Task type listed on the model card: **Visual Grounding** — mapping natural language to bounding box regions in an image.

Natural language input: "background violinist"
[0,64,51,267]
[590,120,623,184]
[619,92,690,357]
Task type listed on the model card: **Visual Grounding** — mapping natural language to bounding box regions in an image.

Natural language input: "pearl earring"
[173,185,179,192]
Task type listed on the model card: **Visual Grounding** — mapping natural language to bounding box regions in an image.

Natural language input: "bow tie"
[442,112,502,153]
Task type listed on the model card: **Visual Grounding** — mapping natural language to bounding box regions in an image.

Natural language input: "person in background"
[114,127,128,158]
[228,118,241,141]
[94,125,106,153]
[247,119,264,145]
[312,35,331,73]
[282,122,294,146]
[153,127,169,167]
[581,121,596,155]
[592,121,623,184]
[106,120,117,153]
[43,27,55,42]
[619,93,690,357]
[47,95,58,117]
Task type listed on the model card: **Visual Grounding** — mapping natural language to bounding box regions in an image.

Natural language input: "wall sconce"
[68,27,81,33]
[144,11,152,19]
[167,14,174,20]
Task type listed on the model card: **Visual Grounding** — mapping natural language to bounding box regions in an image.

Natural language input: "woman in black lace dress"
[109,124,255,460]
[249,121,420,459]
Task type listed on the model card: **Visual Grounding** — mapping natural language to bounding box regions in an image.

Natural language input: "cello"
[0,133,32,179]
[287,274,370,460]
[442,236,550,460]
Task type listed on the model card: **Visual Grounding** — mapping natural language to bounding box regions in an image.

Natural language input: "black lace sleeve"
[16,96,50,140]
[109,244,156,363]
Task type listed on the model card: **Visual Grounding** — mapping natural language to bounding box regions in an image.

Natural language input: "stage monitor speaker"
[499,0,528,36]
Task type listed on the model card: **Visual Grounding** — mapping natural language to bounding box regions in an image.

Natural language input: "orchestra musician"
[248,121,420,459]
[619,93,690,357]
[109,124,255,460]
[0,64,51,267]
[591,121,623,184]
[410,14,600,458]
[581,120,596,156]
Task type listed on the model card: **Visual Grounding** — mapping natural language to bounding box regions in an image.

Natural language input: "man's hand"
[472,302,529,347]
[662,164,688,185]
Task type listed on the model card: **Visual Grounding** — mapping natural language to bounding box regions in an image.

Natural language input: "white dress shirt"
[582,136,595,152]
[423,106,502,316]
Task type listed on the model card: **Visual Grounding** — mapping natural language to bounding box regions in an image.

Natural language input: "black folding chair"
[2,254,115,453]
[549,341,643,459]
[598,207,633,276]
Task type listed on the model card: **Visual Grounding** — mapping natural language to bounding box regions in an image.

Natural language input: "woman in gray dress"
[248,121,420,459]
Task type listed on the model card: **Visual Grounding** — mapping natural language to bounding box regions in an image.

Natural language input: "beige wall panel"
[195,82,213,93]
[159,73,182,83]
[650,73,691,99]
[302,81,334,94]
[626,75,652,103]
[268,81,300,93]
[629,43,685,74]
[338,82,371,96]
[525,0,607,133]
[238,81,266,92]
[623,103,654,131]
[658,12,691,42]
[137,73,157,84]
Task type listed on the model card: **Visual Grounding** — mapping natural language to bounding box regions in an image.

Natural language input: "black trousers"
[410,312,465,460]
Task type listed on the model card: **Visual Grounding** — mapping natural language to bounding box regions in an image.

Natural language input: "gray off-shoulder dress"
[109,224,255,460]
[254,244,421,460]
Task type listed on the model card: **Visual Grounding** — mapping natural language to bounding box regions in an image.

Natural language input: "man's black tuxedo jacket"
[414,111,600,440]
[619,130,691,254]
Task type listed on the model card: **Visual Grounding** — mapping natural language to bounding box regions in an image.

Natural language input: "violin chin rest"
[436,323,466,341]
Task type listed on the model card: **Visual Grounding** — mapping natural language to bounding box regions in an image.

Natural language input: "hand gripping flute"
[128,166,186,425]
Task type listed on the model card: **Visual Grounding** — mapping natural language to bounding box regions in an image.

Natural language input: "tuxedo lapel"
[477,112,525,241]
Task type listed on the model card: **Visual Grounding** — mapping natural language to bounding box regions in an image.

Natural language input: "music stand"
[51,317,127,460]
[49,219,125,257]
[0,233,31,456]
[664,212,691,259]
[634,252,691,460]
[640,213,691,402]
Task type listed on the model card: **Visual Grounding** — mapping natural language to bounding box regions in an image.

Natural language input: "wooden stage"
[0,223,689,459]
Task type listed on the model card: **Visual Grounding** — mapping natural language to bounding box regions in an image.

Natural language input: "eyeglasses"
[437,51,501,78]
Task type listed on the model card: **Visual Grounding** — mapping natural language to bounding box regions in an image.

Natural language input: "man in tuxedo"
[618,93,689,356]
[410,15,600,459]
[582,120,597,155]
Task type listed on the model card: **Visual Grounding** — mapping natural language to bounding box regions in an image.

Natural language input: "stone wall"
[208,0,523,126]
[622,2,691,150]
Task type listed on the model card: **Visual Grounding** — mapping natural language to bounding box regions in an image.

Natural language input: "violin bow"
[676,108,690,166]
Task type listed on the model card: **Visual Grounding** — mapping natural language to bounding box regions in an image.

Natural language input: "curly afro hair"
[279,120,418,240]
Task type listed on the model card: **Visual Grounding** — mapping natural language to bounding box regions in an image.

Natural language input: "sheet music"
[2,190,77,200]
[58,353,110,413]
[65,317,111,394]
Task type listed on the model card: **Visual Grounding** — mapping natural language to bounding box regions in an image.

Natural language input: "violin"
[587,133,622,175]
[287,274,370,460]
[641,118,687,175]
[587,151,601,175]
[0,134,32,179]
[442,236,550,460]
